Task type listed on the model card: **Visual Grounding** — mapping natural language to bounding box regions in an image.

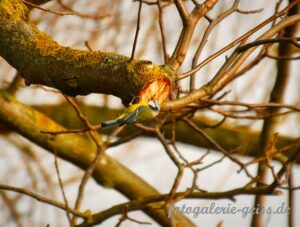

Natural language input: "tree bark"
[0,0,174,105]
[0,89,195,227]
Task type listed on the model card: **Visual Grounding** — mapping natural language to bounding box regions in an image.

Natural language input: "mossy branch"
[0,89,195,227]
[0,0,173,105]
[0,101,297,163]
[30,102,299,164]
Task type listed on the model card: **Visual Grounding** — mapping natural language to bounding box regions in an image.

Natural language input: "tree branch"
[168,0,218,71]
[0,89,194,227]
[0,0,173,105]
[26,0,52,5]
[0,184,87,218]
[78,183,281,227]
[29,102,300,164]
[162,13,300,111]
[251,1,300,226]
[0,100,297,165]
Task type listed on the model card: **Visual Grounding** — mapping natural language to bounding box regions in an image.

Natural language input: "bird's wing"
[120,105,146,126]
[101,119,120,128]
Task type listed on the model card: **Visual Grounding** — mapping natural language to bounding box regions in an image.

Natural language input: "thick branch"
[79,184,279,227]
[0,0,173,105]
[28,103,299,164]
[0,90,194,227]
[168,0,218,71]
[0,101,297,164]
[251,1,300,227]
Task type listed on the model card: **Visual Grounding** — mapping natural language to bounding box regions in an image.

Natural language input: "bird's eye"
[149,100,160,111]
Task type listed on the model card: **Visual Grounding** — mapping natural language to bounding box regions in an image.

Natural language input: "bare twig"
[168,0,219,71]
[0,191,23,227]
[54,150,72,225]
[0,184,87,218]
[57,0,110,19]
[190,0,260,90]
[238,37,300,52]
[131,0,143,60]
[63,95,105,226]
[115,206,151,227]
[288,167,295,227]
[200,99,300,112]
[23,0,74,16]
[251,1,299,226]
[156,128,180,166]
[77,184,281,227]
[162,13,300,111]
[177,0,300,80]
[182,117,255,179]
[157,0,169,63]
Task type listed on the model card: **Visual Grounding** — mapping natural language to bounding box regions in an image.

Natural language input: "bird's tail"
[101,119,120,128]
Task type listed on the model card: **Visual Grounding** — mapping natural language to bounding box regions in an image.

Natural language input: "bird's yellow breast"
[123,103,148,114]
[118,102,156,122]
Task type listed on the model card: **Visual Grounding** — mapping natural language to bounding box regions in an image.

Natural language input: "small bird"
[101,100,160,128]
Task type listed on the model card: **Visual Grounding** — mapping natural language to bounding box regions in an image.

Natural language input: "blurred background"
[0,0,299,226]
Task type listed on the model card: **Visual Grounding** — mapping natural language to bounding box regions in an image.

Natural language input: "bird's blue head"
[148,100,160,112]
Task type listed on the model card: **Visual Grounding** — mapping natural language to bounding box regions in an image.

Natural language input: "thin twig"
[168,0,218,71]
[200,99,300,112]
[157,0,169,63]
[23,0,74,16]
[131,0,143,60]
[63,95,105,226]
[0,191,23,227]
[178,0,300,80]
[0,184,87,218]
[57,0,110,19]
[190,0,243,90]
[251,2,299,226]
[288,167,295,227]
[238,37,300,52]
[182,117,255,179]
[54,149,72,226]
[115,206,151,227]
[77,184,281,227]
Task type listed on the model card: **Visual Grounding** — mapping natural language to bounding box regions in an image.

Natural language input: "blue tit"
[101,100,160,128]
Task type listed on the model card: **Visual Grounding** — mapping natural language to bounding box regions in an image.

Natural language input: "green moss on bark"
[0,0,173,105]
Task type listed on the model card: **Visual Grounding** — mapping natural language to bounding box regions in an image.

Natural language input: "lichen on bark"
[0,0,174,105]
